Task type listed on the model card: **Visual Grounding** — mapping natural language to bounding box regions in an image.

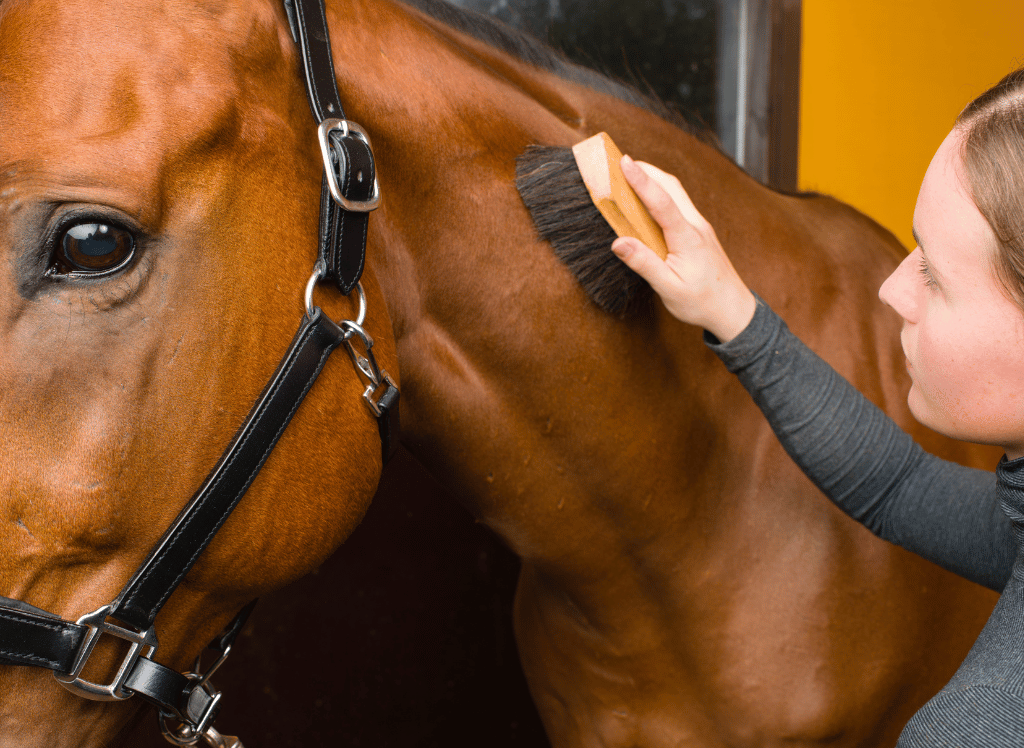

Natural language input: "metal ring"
[350,283,368,327]
[340,319,374,349]
[304,261,327,320]
[305,268,368,328]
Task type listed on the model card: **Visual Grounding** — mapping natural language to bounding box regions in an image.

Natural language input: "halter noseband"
[0,2,395,745]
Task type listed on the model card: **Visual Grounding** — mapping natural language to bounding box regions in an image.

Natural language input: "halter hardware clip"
[341,319,396,418]
[162,703,243,748]
[160,679,222,747]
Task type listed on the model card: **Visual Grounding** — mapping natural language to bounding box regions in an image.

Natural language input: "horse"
[0,1,1003,747]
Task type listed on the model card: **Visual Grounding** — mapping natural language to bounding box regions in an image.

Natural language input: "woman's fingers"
[629,158,708,229]
[611,236,682,296]
[613,154,757,341]
[612,235,709,330]
[620,156,693,237]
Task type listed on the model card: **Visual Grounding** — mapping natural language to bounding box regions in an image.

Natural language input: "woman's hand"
[611,155,756,342]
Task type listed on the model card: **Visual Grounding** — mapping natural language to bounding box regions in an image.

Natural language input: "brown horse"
[0,0,1002,747]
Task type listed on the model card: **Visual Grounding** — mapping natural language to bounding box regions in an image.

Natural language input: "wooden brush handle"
[572,132,669,260]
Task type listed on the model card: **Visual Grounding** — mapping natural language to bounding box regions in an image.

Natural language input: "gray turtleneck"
[706,297,1023,747]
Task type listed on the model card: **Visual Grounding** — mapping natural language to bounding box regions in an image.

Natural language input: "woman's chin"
[906,388,930,428]
[906,389,953,438]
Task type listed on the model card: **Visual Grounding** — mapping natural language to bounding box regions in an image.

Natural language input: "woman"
[612,68,1024,745]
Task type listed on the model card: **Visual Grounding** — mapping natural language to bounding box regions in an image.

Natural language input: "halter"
[0,2,396,745]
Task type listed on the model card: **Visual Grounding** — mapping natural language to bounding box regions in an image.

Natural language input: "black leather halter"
[0,2,396,746]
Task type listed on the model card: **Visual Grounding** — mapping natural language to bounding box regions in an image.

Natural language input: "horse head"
[0,0,395,744]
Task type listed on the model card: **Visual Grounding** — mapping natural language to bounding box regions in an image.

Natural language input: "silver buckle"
[317,118,381,212]
[54,604,158,701]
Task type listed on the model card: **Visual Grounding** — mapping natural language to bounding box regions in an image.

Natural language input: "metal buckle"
[317,118,381,212]
[159,680,225,747]
[54,604,158,701]
[160,682,222,746]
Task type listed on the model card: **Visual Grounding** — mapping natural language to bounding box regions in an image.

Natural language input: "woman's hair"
[956,67,1024,309]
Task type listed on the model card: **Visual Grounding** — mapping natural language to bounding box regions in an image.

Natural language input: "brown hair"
[955,67,1024,309]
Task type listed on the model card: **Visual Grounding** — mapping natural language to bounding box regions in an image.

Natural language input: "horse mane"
[398,0,703,137]
[398,0,715,318]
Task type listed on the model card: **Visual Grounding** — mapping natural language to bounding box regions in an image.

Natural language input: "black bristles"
[515,145,654,317]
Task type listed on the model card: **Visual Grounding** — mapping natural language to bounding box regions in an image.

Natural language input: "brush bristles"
[515,145,654,318]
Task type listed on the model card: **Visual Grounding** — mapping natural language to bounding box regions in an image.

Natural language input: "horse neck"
[321,0,884,577]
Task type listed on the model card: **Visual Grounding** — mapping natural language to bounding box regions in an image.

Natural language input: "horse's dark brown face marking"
[0,2,390,745]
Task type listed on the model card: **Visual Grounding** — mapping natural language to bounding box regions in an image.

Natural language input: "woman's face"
[879,128,1024,457]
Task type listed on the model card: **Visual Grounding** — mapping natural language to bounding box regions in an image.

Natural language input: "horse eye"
[54,222,135,275]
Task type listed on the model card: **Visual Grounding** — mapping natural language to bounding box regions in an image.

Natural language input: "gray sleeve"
[706,297,1015,592]
[897,687,1024,747]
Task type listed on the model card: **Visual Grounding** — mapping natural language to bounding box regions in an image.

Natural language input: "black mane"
[399,0,710,318]
[399,0,700,134]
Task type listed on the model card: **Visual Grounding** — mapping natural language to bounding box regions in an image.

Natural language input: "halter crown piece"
[0,2,397,746]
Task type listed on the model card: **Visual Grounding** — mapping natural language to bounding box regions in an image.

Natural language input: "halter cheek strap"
[287,0,398,454]
[286,0,381,294]
[0,2,397,746]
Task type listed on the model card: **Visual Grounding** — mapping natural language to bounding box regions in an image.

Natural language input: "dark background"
[453,0,718,131]
[214,450,547,746]
[122,449,550,747]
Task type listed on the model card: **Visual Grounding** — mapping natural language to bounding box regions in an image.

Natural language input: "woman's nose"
[879,248,921,324]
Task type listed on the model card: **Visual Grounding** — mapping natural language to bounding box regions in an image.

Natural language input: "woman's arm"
[613,157,1015,591]
[713,295,1014,590]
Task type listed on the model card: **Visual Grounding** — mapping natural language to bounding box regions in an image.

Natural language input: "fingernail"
[621,154,635,172]
[611,238,629,255]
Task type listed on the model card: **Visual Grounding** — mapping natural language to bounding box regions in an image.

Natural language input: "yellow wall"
[798,1,1024,250]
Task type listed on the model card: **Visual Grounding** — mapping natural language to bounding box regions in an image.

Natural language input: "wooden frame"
[718,0,801,191]
[768,0,801,191]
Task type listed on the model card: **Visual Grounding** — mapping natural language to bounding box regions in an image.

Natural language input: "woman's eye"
[53,222,135,275]
[918,256,938,289]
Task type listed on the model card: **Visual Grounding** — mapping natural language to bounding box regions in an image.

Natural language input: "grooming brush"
[515,132,667,317]
[571,132,669,260]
